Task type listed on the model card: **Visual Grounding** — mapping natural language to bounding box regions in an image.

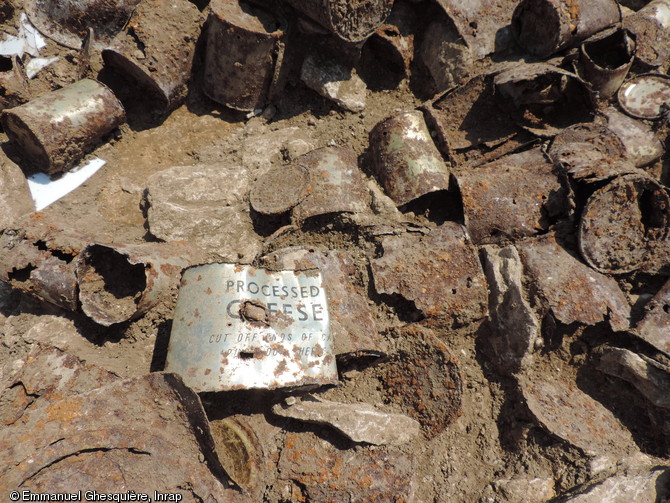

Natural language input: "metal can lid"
[250,164,311,215]
[617,73,670,120]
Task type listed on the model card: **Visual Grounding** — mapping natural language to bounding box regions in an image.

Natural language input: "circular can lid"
[617,74,670,120]
[250,164,311,215]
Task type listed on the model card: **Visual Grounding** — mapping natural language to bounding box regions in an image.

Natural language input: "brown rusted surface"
[25,0,141,49]
[435,0,518,59]
[518,376,635,455]
[291,145,370,225]
[550,142,641,183]
[455,148,571,243]
[512,0,621,58]
[363,2,417,76]
[0,215,89,311]
[260,246,387,361]
[622,0,670,67]
[102,0,203,111]
[380,325,463,439]
[635,279,670,357]
[0,372,250,501]
[423,73,520,153]
[75,241,203,326]
[517,234,631,331]
[287,0,394,42]
[579,28,635,99]
[204,0,286,112]
[369,110,450,207]
[0,79,125,175]
[602,107,665,168]
[278,430,416,501]
[617,74,670,120]
[494,63,594,137]
[579,174,670,274]
[250,164,311,215]
[0,56,29,112]
[370,223,488,327]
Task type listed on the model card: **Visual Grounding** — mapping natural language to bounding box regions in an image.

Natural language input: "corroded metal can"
[623,0,670,67]
[165,263,338,392]
[579,28,635,99]
[203,0,286,112]
[0,79,125,175]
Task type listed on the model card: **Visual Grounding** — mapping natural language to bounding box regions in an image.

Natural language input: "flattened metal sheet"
[165,263,338,392]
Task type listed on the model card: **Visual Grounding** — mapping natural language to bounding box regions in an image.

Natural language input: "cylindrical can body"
[102,0,203,111]
[512,0,621,58]
[579,28,635,99]
[623,0,670,67]
[369,110,450,207]
[165,263,339,392]
[0,79,125,174]
[287,0,393,42]
[203,0,285,112]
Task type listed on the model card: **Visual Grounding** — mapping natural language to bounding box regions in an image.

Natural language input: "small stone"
[420,20,472,93]
[301,53,367,113]
[559,468,670,502]
[493,477,555,503]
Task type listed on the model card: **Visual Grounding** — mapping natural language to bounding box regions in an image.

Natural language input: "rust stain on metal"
[617,74,670,121]
[622,0,670,67]
[250,164,311,215]
[579,27,635,99]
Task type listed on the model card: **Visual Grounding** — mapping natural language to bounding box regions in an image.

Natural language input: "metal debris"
[617,74,670,120]
[272,394,420,446]
[250,164,311,215]
[203,0,286,112]
[0,56,29,111]
[165,263,338,392]
[481,245,540,375]
[517,235,631,331]
[602,107,665,168]
[25,0,141,49]
[292,145,370,224]
[368,110,450,207]
[363,2,416,77]
[635,278,670,357]
[380,325,462,439]
[260,247,387,361]
[623,0,670,68]
[0,372,249,501]
[550,141,640,183]
[578,174,670,274]
[419,18,472,94]
[371,223,488,326]
[102,0,203,111]
[512,0,621,58]
[1,79,125,175]
[455,148,570,243]
[0,13,45,57]
[301,52,367,112]
[278,431,416,501]
[75,241,201,326]
[286,0,394,42]
[518,376,635,455]
[579,28,635,99]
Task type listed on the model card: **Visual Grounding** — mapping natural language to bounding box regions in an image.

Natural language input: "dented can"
[579,28,635,99]
[0,56,30,112]
[369,110,450,207]
[203,0,286,112]
[286,0,394,42]
[512,0,621,58]
[0,79,125,175]
[165,263,338,392]
[623,0,670,67]
[102,0,203,111]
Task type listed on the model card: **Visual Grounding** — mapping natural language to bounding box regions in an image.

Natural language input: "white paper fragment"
[25,56,58,78]
[0,14,46,58]
[27,158,106,211]
[0,36,24,57]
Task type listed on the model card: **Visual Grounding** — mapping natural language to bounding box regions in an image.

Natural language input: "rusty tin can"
[512,0,621,58]
[617,74,670,120]
[102,0,203,111]
[579,28,635,99]
[623,0,670,67]
[25,0,142,49]
[0,79,125,175]
[369,110,450,207]
[165,263,338,392]
[203,0,286,112]
[602,107,665,167]
[287,0,394,42]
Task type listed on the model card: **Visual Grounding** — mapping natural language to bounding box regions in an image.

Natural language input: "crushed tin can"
[617,74,670,120]
[75,241,201,326]
[165,263,338,392]
[455,148,571,243]
[579,27,635,99]
[0,56,29,112]
[25,0,142,49]
[102,0,203,111]
[512,0,621,58]
[286,0,394,42]
[578,174,670,275]
[623,0,670,68]
[203,0,286,112]
[368,110,450,207]
[0,79,125,175]
[291,145,370,225]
